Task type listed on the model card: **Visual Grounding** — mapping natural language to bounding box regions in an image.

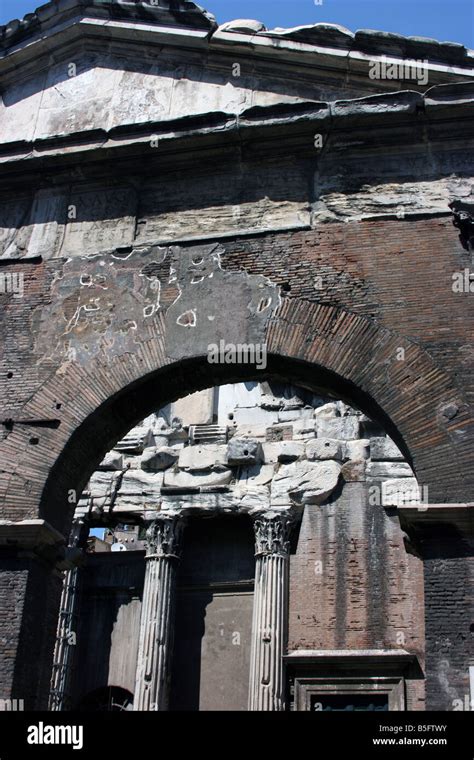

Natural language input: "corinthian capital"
[145,514,185,559]
[252,510,294,557]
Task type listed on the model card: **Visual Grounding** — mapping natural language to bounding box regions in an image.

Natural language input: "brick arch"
[0,300,470,536]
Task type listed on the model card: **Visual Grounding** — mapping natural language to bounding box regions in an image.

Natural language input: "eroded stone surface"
[275,441,304,462]
[178,444,227,471]
[345,439,371,461]
[271,460,342,506]
[141,447,179,472]
[99,451,124,471]
[77,383,416,519]
[306,438,343,461]
[316,417,360,440]
[116,470,164,509]
[370,437,404,461]
[226,438,263,466]
[381,478,421,506]
[367,461,413,479]
[163,469,233,488]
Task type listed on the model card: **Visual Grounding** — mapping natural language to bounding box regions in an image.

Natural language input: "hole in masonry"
[29,437,39,445]
[7,372,13,379]
[56,403,62,410]
[228,413,234,420]
[470,623,474,633]
[281,282,291,293]
[243,450,249,456]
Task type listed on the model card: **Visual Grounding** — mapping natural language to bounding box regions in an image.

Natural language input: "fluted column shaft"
[49,518,87,711]
[133,514,184,711]
[248,510,293,711]
[49,565,81,711]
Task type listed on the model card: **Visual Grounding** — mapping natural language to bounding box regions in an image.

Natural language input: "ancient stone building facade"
[0,1,472,712]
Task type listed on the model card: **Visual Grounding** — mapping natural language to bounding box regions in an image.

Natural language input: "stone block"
[141,447,179,472]
[153,435,170,448]
[171,388,214,426]
[88,471,122,508]
[336,401,356,417]
[167,426,189,444]
[116,470,164,509]
[238,463,275,486]
[306,438,343,461]
[226,438,262,466]
[238,486,271,513]
[344,439,370,461]
[99,451,124,471]
[282,396,305,410]
[62,187,136,255]
[232,424,268,439]
[259,394,283,410]
[381,478,421,506]
[314,402,339,418]
[112,502,149,515]
[216,382,262,425]
[277,408,313,423]
[316,416,360,440]
[367,462,412,480]
[233,407,279,426]
[370,437,405,461]
[160,485,269,514]
[276,441,304,462]
[341,460,366,482]
[163,469,233,488]
[178,444,227,471]
[293,419,317,438]
[262,442,281,463]
[271,460,341,506]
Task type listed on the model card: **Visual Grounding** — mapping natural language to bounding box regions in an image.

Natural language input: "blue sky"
[0,0,473,48]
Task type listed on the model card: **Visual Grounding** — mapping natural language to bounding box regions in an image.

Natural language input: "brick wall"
[289,483,425,656]
[0,217,471,710]
[423,536,473,710]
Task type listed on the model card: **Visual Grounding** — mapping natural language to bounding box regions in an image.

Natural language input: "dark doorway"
[169,516,255,711]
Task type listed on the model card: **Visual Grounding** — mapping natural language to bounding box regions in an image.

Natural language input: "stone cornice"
[0,9,472,87]
[0,85,473,188]
[0,0,216,52]
[0,518,65,546]
[0,518,84,568]
[1,4,472,71]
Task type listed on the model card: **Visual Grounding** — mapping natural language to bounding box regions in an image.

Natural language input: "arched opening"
[39,354,417,537]
[49,377,424,711]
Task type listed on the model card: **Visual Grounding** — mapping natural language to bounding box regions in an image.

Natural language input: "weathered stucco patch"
[31,241,280,369]
[164,243,280,361]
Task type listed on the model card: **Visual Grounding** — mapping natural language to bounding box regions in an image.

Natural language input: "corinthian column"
[133,513,185,711]
[248,510,294,711]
